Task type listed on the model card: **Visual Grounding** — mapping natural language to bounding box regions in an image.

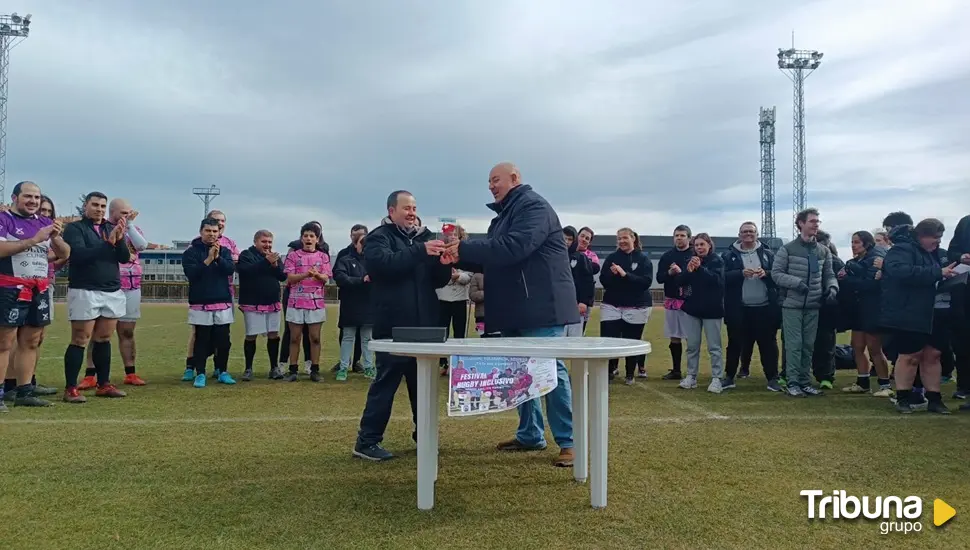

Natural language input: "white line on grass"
[636,384,730,420]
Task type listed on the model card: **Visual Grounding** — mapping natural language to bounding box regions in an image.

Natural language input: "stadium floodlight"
[0,12,32,198]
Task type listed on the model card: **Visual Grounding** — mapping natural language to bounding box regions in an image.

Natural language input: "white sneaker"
[303,360,312,375]
[679,376,697,389]
[707,378,723,394]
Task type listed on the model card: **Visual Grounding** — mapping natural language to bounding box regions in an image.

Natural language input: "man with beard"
[352,191,451,461]
[331,224,367,374]
[61,192,131,403]
[0,182,70,411]
[236,229,287,381]
[656,225,693,380]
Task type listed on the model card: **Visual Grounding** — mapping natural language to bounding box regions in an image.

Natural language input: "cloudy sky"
[5,0,969,253]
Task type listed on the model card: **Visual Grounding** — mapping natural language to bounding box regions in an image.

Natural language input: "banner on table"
[447,355,558,417]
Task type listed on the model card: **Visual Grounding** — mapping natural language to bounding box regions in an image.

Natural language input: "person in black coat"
[333,232,374,379]
[182,217,236,387]
[236,230,287,381]
[880,220,960,414]
[332,224,369,373]
[278,222,330,372]
[810,232,843,388]
[598,228,653,383]
[676,233,726,393]
[946,215,970,405]
[353,191,452,462]
[837,230,892,395]
[562,226,599,336]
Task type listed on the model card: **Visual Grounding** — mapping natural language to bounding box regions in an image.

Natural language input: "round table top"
[369,337,651,359]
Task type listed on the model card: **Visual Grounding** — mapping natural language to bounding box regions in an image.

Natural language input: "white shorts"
[663,308,689,339]
[285,307,326,325]
[67,289,126,321]
[244,310,281,336]
[119,288,142,322]
[188,308,234,326]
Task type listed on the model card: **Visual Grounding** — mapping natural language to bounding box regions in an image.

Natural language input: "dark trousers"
[812,326,837,383]
[337,327,363,365]
[725,305,779,380]
[193,324,231,375]
[356,353,418,447]
[439,300,467,367]
[600,319,645,379]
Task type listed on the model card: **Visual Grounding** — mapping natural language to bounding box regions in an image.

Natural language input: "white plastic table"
[368,336,651,510]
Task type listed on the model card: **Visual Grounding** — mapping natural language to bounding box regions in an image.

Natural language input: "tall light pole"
[0,12,31,199]
[759,106,777,241]
[193,185,221,218]
[778,42,822,237]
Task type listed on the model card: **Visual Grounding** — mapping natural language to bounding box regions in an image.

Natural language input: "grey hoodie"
[734,241,769,307]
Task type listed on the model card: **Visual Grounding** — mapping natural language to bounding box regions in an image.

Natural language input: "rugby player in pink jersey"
[282,222,332,382]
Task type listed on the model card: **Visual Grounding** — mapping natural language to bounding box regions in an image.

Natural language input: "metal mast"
[0,13,31,199]
[759,106,777,240]
[192,185,221,218]
[777,40,822,236]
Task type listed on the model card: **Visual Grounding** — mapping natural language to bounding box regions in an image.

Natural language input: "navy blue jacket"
[599,249,653,308]
[879,226,944,335]
[333,247,373,328]
[656,247,693,300]
[63,218,132,292]
[839,247,885,333]
[568,238,599,306]
[720,243,778,324]
[678,253,725,320]
[182,238,236,306]
[364,220,452,339]
[236,246,286,306]
[457,185,580,332]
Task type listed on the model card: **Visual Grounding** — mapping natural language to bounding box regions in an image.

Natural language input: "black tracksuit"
[599,249,653,378]
[182,238,236,374]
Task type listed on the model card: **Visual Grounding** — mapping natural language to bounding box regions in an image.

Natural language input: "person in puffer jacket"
[562,226,598,337]
[771,208,837,397]
[676,233,725,394]
[880,220,960,414]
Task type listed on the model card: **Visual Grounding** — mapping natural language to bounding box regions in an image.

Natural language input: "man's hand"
[825,287,839,306]
[209,243,221,260]
[32,224,56,244]
[755,268,767,278]
[873,256,884,269]
[668,263,682,275]
[424,240,446,256]
[796,281,809,293]
[363,274,370,283]
[743,268,755,278]
[266,252,280,265]
[51,219,64,238]
[127,210,139,221]
[451,268,460,281]
[962,253,970,265]
[578,302,588,316]
[942,262,958,279]
[874,270,882,280]
[107,218,127,245]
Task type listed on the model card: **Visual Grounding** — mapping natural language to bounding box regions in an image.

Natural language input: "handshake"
[424,239,460,265]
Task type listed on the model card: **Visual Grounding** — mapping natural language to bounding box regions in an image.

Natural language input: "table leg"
[588,359,609,509]
[570,359,589,483]
[431,362,439,482]
[416,357,437,510]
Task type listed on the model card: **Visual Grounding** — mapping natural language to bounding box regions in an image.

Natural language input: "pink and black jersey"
[283,249,332,310]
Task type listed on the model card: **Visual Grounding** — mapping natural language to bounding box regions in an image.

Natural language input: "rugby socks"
[267,338,280,368]
[877,377,891,389]
[3,379,14,393]
[92,341,112,386]
[243,339,257,370]
[856,373,870,390]
[64,344,84,388]
[926,391,942,403]
[669,342,683,373]
[84,367,96,378]
[310,364,320,374]
[124,366,136,375]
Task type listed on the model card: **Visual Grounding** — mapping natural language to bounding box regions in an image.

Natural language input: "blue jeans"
[501,326,574,449]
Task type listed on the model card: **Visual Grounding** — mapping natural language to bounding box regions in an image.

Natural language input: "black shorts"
[883,328,946,356]
[0,286,52,328]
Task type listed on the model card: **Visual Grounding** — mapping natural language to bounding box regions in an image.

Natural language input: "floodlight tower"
[759,106,777,240]
[777,42,822,236]
[0,12,31,199]
[192,185,221,218]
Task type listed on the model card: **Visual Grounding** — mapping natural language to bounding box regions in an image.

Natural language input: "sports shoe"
[662,370,682,381]
[77,376,97,391]
[285,373,298,382]
[624,377,635,386]
[309,371,321,383]
[331,362,341,374]
[895,401,913,414]
[801,385,823,396]
[352,362,364,374]
[0,401,8,413]
[872,387,894,398]
[819,380,833,390]
[952,390,967,400]
[766,379,783,392]
[496,439,547,452]
[15,394,52,407]
[721,377,736,390]
[303,360,312,375]
[352,443,394,462]
[941,376,953,384]
[217,372,236,385]
[95,385,126,398]
[842,383,868,393]
[62,387,86,403]
[778,377,788,388]
[123,374,147,386]
[636,366,648,379]
[268,367,285,380]
[363,367,376,379]
[959,401,970,412]
[335,368,348,382]
[2,390,14,402]
[193,374,206,388]
[738,368,750,379]
[181,368,195,382]
[927,401,951,415]
[32,384,57,396]
[241,369,254,382]
[787,386,805,397]
[678,376,697,389]
[707,378,723,394]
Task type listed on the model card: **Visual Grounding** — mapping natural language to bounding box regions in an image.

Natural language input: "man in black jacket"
[656,225,693,380]
[353,191,451,462]
[333,231,374,380]
[562,226,598,337]
[721,222,781,391]
[61,192,131,403]
[182,217,237,388]
[946,215,970,408]
[443,162,579,468]
[331,224,368,374]
[236,229,287,381]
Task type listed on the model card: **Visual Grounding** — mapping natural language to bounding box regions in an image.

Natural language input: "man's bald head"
[488,162,522,203]
[109,198,133,222]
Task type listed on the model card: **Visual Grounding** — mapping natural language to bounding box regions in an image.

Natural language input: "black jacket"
[236,246,286,307]
[364,220,452,339]
[679,253,725,320]
[456,185,580,332]
[568,238,599,306]
[721,243,778,324]
[839,247,885,333]
[879,226,943,335]
[656,247,693,300]
[182,238,236,306]
[599,249,653,308]
[333,247,373,328]
[63,217,131,292]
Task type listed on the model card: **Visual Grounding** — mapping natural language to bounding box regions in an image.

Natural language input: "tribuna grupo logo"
[800,490,926,535]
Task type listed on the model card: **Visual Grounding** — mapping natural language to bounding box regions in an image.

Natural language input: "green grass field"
[1,304,967,550]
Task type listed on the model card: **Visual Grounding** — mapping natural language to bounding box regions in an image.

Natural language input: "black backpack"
[833,344,856,370]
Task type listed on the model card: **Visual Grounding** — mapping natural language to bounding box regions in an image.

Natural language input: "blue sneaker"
[217,372,236,385]
[182,368,195,382]
[193,374,206,388]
